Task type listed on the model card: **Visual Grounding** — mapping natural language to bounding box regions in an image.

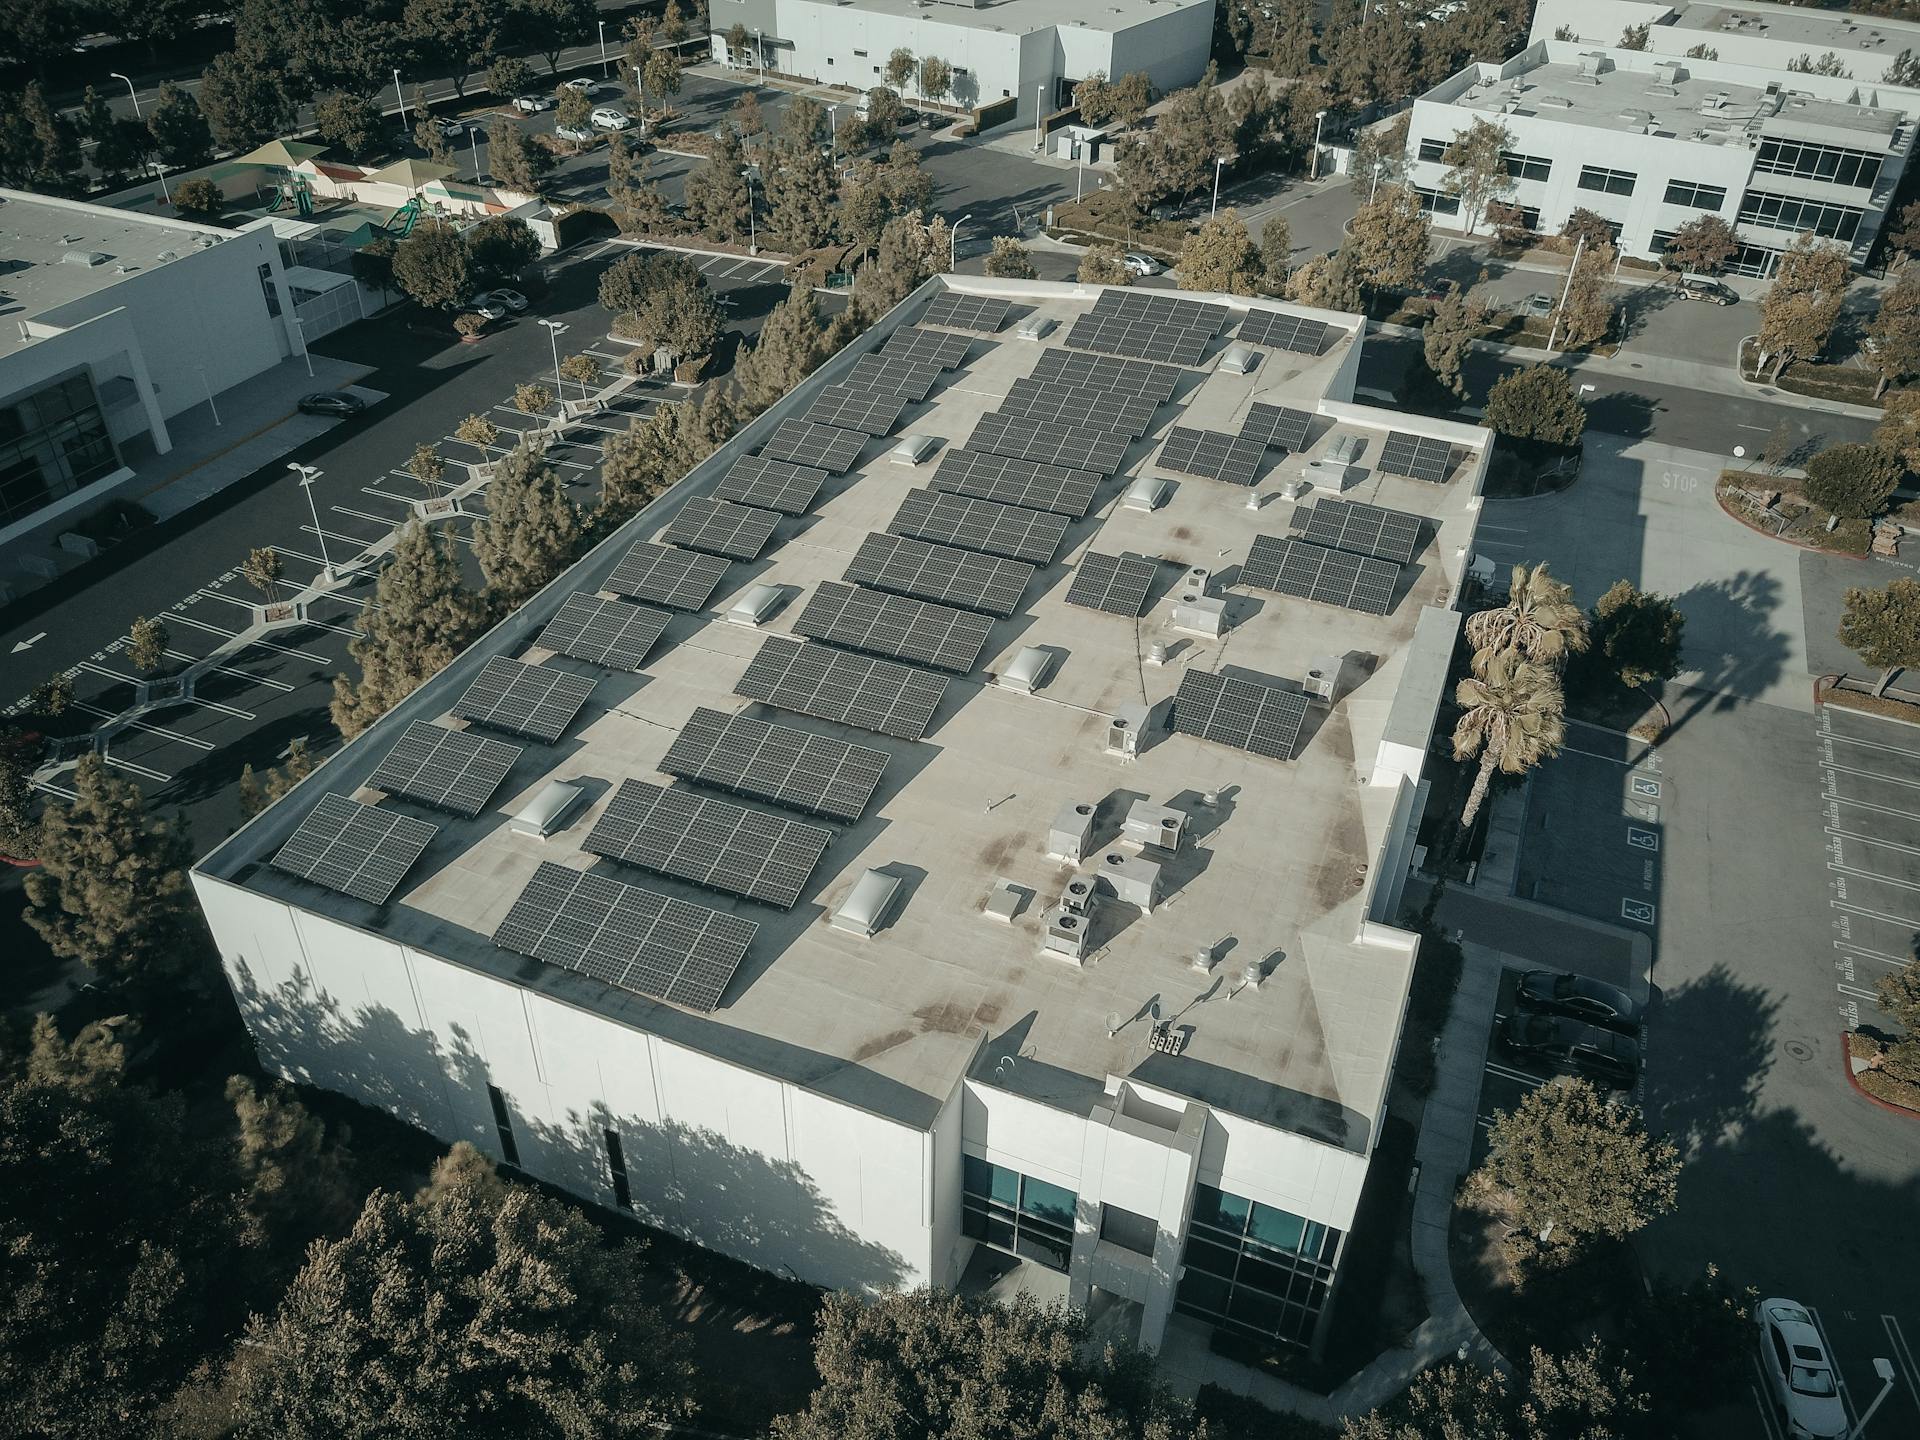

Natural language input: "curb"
[1712,485,1872,559]
[1841,1032,1920,1120]
[1731,335,1887,420]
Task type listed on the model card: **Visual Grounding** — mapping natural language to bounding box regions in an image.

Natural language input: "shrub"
[1803,443,1902,520]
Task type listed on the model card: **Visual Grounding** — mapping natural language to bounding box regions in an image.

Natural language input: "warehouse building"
[192,274,1491,1356]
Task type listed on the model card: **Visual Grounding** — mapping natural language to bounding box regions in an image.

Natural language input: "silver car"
[487,288,529,314]
[1756,1299,1846,1439]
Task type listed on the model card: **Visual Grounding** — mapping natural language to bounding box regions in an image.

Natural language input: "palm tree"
[1465,562,1589,667]
[1453,652,1566,827]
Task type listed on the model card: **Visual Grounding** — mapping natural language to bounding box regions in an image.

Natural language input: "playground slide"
[384,198,421,237]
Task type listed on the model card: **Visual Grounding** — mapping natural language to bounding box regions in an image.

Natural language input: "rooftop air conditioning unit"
[1121,799,1186,851]
[1098,850,1161,912]
[1061,875,1097,916]
[1303,654,1345,705]
[1106,702,1150,758]
[1049,802,1096,863]
[1043,905,1092,962]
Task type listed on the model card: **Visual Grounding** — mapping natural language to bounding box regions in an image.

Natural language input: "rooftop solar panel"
[1242,536,1400,616]
[969,410,1132,475]
[883,326,974,369]
[1064,551,1158,616]
[370,721,522,817]
[660,497,781,560]
[736,635,948,740]
[585,779,833,910]
[271,793,438,905]
[888,487,1069,566]
[847,353,942,402]
[1157,426,1267,486]
[1030,350,1184,401]
[1092,290,1230,331]
[843,531,1031,617]
[796,580,995,674]
[493,860,757,1012]
[1172,669,1309,762]
[759,419,868,474]
[801,384,909,437]
[1292,498,1425,565]
[452,656,597,742]
[1000,378,1160,439]
[1237,309,1332,354]
[538,592,671,671]
[931,447,1101,517]
[1065,312,1213,367]
[715,454,828,515]
[922,292,1011,334]
[1239,402,1314,452]
[1378,431,1456,483]
[660,705,888,823]
[605,540,728,611]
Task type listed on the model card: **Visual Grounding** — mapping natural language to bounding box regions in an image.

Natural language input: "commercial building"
[707,0,1215,123]
[192,274,1491,1356]
[1404,1,1920,273]
[0,189,304,539]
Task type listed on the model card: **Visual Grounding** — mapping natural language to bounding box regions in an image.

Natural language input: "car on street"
[1499,1013,1640,1088]
[513,94,554,114]
[296,392,367,418]
[1755,1300,1847,1439]
[555,123,596,144]
[486,288,529,314]
[467,295,508,321]
[1678,276,1737,305]
[1123,252,1162,276]
[590,106,632,130]
[1513,970,1643,1033]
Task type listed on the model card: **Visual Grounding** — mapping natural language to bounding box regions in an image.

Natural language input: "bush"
[513,383,553,414]
[453,313,487,338]
[1803,443,1902,520]
[171,177,224,223]
[1485,364,1587,447]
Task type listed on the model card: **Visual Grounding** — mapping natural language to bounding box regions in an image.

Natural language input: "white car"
[1756,1299,1847,1440]
[555,124,596,143]
[467,296,508,321]
[486,288,529,314]
[590,106,632,131]
[1123,252,1161,276]
[561,77,596,94]
[513,94,553,114]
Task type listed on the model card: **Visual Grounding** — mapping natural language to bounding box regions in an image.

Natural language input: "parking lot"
[1513,720,1665,935]
[1817,705,1920,1027]
[1748,1306,1920,1440]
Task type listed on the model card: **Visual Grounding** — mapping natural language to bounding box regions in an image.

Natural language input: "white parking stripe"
[160,650,295,693]
[103,754,171,783]
[1884,1316,1919,1407]
[1807,1309,1856,1427]
[191,696,256,720]
[1483,1061,1546,1086]
[1827,729,1920,761]
[76,703,214,751]
[1823,759,1920,789]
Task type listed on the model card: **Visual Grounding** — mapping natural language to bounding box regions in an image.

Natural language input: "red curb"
[1841,1032,1920,1120]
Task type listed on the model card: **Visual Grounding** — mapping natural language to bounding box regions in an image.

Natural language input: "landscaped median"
[1715,471,1877,556]
[1846,1031,1920,1116]
[1739,338,1902,410]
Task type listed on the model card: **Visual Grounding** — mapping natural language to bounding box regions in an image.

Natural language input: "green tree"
[1177,209,1261,294]
[408,443,446,494]
[27,672,73,719]
[1804,443,1901,520]
[884,46,916,92]
[763,137,838,252]
[1587,580,1686,720]
[486,117,556,193]
[853,210,951,316]
[1074,70,1114,125]
[771,1290,1199,1440]
[1465,562,1588,667]
[1285,246,1364,312]
[560,353,601,392]
[1865,264,1920,398]
[1350,113,1410,196]
[225,1074,357,1243]
[78,85,147,187]
[473,439,582,610]
[170,177,225,223]
[555,83,592,132]
[1878,953,1920,1032]
[1557,206,1615,255]
[1110,71,1153,127]
[198,52,295,150]
[1452,651,1566,826]
[683,126,752,243]
[1755,232,1850,381]
[1839,577,1920,695]
[12,82,80,193]
[486,53,536,99]
[456,413,498,447]
[227,1143,697,1439]
[350,233,396,300]
[1258,215,1292,290]
[147,80,212,169]
[127,614,170,672]
[514,382,553,415]
[984,236,1037,279]
[600,411,681,520]
[392,219,474,311]
[24,754,202,984]
[466,215,539,284]
[1423,282,1485,399]
[508,0,596,74]
[608,135,674,233]
[1874,388,1920,475]
[314,91,383,159]
[918,55,952,105]
[1661,213,1737,275]
[416,113,454,165]
[1440,116,1514,233]
[599,250,722,359]
[1153,72,1232,207]
[243,546,284,603]
[1553,241,1618,349]
[402,0,502,97]
[1475,1078,1680,1249]
[239,738,315,818]
[1484,364,1587,447]
[0,748,36,858]
[1345,1342,1649,1440]
[1347,184,1431,295]
[331,521,489,739]
[736,286,825,412]
[1079,243,1133,286]
[782,95,826,148]
[732,90,765,138]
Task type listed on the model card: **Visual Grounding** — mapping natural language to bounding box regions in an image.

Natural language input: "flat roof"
[1674,3,1920,57]
[0,190,234,358]
[199,278,1487,1152]
[762,0,1210,38]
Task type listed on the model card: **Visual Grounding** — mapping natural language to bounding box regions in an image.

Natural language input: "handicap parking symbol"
[1630,776,1662,798]
[1620,899,1656,924]
[1627,827,1660,851]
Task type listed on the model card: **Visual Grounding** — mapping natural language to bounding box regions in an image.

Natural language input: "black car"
[297,392,367,418]
[1502,1014,1640,1089]
[1514,970,1643,1032]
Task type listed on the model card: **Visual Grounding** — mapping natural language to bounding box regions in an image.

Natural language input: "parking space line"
[1830,862,1920,892]
[1828,825,1920,855]
[76,660,133,686]
[1484,1061,1546,1086]
[1834,899,1920,929]
[1837,941,1916,967]
[1823,759,1920,789]
[1826,730,1920,761]
[161,649,294,693]
[191,695,256,720]
[1884,1316,1918,1406]
[77,703,214,751]
[193,589,255,614]
[244,636,333,664]
[1829,793,1920,820]
[267,543,327,568]
[1807,1310,1857,1427]
[103,753,170,783]
[1750,1365,1785,1440]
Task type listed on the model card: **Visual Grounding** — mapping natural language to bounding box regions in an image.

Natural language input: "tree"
[408,443,446,494]
[599,250,722,360]
[350,234,396,301]
[24,754,203,984]
[1466,562,1588,667]
[1620,21,1650,48]
[863,84,905,138]
[514,382,553,415]
[1865,264,1920,397]
[127,615,170,672]
[508,0,596,74]
[1475,1078,1679,1249]
[725,20,751,62]
[402,0,502,97]
[456,413,498,447]
[1347,184,1431,295]
[1553,241,1617,349]
[79,85,148,188]
[771,1290,1199,1440]
[1350,112,1410,196]
[1875,389,1920,476]
[608,136,674,233]
[1788,50,1852,77]
[762,138,838,252]
[466,215,539,284]
[314,91,383,160]
[7,82,80,193]
[473,440,583,610]
[147,81,212,169]
[487,54,536,99]
[1891,200,1920,262]
[243,546,284,603]
[1345,1343,1649,1440]
[1756,232,1850,381]
[392,219,474,311]
[171,177,225,224]
[0,749,36,858]
[199,52,295,151]
[984,236,1037,279]
[0,0,82,75]
[1878,953,1920,1032]
[1075,71,1114,126]
[1558,206,1616,255]
[782,95,826,149]
[659,0,688,44]
[1424,282,1485,399]
[331,522,489,738]
[1440,116,1514,233]
[239,737,315,817]
[1661,214,1737,275]
[1588,580,1686,714]
[600,410,683,521]
[487,117,556,193]
[27,672,73,718]
[918,55,953,106]
[1840,578,1920,695]
[1177,209,1261,295]
[1110,71,1153,127]
[1285,246,1364,312]
[1153,73,1232,206]
[556,83,593,132]
[683,126,752,243]
[1257,214,1291,290]
[1079,244,1133,286]
[1804,443,1901,520]
[1452,651,1565,826]
[1484,364,1587,447]
[885,46,916,93]
[416,113,454,165]
[226,1074,356,1243]
[736,287,825,412]
[641,47,682,113]
[227,1143,697,1438]
[853,210,951,316]
[560,353,601,392]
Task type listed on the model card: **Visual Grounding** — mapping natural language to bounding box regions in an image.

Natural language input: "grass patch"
[1194,1384,1338,1438]
[1716,472,1873,556]
[1849,1031,1920,1113]
[1738,340,1901,407]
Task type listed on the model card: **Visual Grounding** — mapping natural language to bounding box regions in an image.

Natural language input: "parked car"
[1513,970,1643,1033]
[513,94,553,114]
[1123,252,1162,277]
[590,106,632,130]
[467,295,508,321]
[1523,292,1554,319]
[297,391,367,417]
[1678,276,1736,305]
[561,77,596,93]
[1755,1299,1847,1439]
[1500,1014,1640,1088]
[487,288,529,314]
[555,123,596,144]
[430,116,469,138]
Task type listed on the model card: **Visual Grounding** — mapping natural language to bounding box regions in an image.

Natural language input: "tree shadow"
[1665,570,1792,735]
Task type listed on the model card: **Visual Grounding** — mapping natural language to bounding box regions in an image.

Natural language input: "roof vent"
[60,250,109,267]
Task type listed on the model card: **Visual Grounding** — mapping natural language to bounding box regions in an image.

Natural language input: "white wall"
[1105,2,1215,99]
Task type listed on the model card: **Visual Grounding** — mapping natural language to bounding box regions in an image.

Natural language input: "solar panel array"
[1031,349,1183,402]
[796,580,995,674]
[970,410,1132,476]
[1093,290,1229,329]
[889,487,1069,565]
[272,793,439,905]
[932,447,1101,517]
[495,861,758,1012]
[1293,498,1425,564]
[1066,311,1213,366]
[737,635,948,740]
[1239,402,1314,452]
[661,497,781,560]
[539,592,670,671]
[1379,431,1455,483]
[1172,670,1310,762]
[759,419,868,474]
[1000,378,1160,439]
[715,454,827,515]
[606,540,729,611]
[1237,310,1331,354]
[661,705,887,823]
[844,532,1031,617]
[922,292,1011,334]
[454,657,598,742]
[801,384,909,437]
[1242,536,1400,615]
[1064,551,1158,616]
[585,779,833,909]
[847,353,942,402]
[370,721,521,817]
[883,326,974,369]
[1158,426,1268,486]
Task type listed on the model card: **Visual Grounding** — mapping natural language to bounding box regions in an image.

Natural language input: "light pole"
[1211,156,1227,217]
[539,318,569,400]
[1369,159,1383,202]
[110,72,142,121]
[1309,109,1327,180]
[468,125,483,182]
[1076,146,1086,202]
[598,20,609,78]
[754,27,764,81]
[112,73,171,203]
[1546,233,1585,351]
[1845,1358,1898,1440]
[952,213,970,269]
[828,103,839,162]
[1033,81,1044,152]
[393,69,408,131]
[290,463,333,582]
[742,167,757,254]
[292,315,313,377]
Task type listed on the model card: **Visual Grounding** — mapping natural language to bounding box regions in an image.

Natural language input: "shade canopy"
[363,157,456,191]
[232,139,328,169]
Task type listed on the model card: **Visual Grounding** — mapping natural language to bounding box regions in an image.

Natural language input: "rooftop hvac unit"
[1049,802,1096,863]
[1303,654,1345,705]
[1044,905,1092,962]
[1061,875,1097,915]
[1106,702,1149,758]
[1170,594,1226,636]
[1099,851,1161,912]
[1121,799,1186,851]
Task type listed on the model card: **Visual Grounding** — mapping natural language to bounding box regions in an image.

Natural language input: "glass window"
[1578,165,1636,196]
[1227,1286,1283,1333]
[1183,1237,1241,1276]
[1736,189,1863,241]
[1015,1228,1071,1270]
[963,1154,1019,1207]
[1663,178,1727,210]
[1413,186,1461,217]
[1191,1183,1250,1235]
[1019,1174,1075,1227]
[1247,1202,1307,1254]
[1417,138,1448,162]
[0,369,122,527]
[1175,1268,1232,1317]
[1500,150,1551,182]
[1755,137,1881,189]
[486,1083,520,1167]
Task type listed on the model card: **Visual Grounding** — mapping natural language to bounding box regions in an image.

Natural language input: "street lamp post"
[1309,109,1327,180]
[468,125,483,182]
[1369,159,1383,202]
[292,315,313,378]
[1845,1358,1898,1440]
[539,319,569,400]
[1211,156,1227,217]
[754,28,764,81]
[742,168,757,254]
[828,103,840,162]
[1076,147,1086,202]
[1546,233,1585,351]
[290,463,333,583]
[1033,81,1045,152]
[393,69,408,131]
[952,214,971,270]
[112,73,171,203]
[598,20,609,78]
[110,72,142,121]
